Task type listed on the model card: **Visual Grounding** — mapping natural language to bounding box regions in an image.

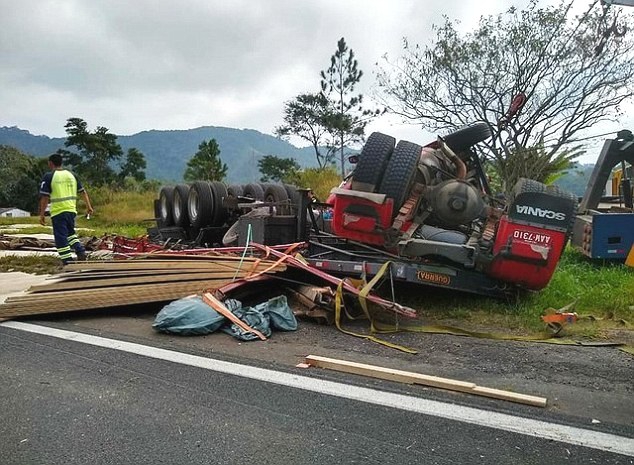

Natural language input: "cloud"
[0,0,631,164]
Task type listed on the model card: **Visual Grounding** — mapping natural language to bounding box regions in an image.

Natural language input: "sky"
[1,0,632,163]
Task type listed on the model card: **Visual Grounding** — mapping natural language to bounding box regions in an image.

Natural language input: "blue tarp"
[153,295,297,340]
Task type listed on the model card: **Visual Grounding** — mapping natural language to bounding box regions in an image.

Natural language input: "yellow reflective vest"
[49,170,79,217]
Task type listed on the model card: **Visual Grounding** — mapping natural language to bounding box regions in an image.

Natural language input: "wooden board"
[304,355,547,408]
[0,280,230,317]
[28,272,251,293]
[63,260,285,272]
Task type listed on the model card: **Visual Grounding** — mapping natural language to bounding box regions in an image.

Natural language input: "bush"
[285,166,341,201]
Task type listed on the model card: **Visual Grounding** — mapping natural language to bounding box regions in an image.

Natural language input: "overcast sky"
[1,0,632,163]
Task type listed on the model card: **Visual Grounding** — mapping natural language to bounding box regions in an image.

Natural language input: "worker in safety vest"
[38,153,94,265]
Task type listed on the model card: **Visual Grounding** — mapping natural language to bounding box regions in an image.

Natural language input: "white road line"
[3,321,633,457]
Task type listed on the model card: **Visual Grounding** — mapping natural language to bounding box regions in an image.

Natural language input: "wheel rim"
[188,188,199,222]
[160,196,169,219]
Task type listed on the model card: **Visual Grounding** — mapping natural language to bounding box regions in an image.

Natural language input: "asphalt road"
[1,323,632,465]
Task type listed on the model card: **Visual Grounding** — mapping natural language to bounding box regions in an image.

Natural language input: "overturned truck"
[153,123,577,299]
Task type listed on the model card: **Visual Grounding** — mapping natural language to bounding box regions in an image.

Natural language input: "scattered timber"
[0,256,286,320]
[303,355,547,408]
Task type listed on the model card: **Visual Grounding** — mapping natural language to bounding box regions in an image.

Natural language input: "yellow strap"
[370,319,633,353]
[334,281,418,354]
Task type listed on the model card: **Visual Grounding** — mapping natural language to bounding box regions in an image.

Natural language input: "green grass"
[389,246,633,339]
[0,255,62,275]
[0,188,156,238]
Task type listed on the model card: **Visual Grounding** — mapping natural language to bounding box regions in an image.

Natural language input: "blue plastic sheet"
[152,296,225,335]
[153,294,297,340]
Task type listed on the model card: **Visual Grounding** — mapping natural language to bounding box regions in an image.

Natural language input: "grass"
[387,246,633,339]
[0,188,156,238]
[0,255,62,275]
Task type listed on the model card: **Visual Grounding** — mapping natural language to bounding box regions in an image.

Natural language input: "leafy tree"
[0,145,47,213]
[184,139,228,181]
[257,155,301,182]
[320,37,382,177]
[376,0,634,192]
[275,93,337,169]
[119,147,147,182]
[61,117,123,185]
[58,117,147,186]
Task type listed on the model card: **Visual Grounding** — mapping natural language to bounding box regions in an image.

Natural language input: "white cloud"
[0,0,631,163]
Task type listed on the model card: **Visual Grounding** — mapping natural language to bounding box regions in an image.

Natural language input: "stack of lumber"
[0,254,285,319]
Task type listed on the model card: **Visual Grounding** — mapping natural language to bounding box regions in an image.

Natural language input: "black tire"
[209,181,229,226]
[227,184,243,198]
[264,184,290,214]
[443,122,492,153]
[187,181,214,229]
[378,140,422,216]
[283,184,302,215]
[243,183,265,201]
[172,184,190,227]
[351,132,396,192]
[510,178,578,235]
[158,186,174,226]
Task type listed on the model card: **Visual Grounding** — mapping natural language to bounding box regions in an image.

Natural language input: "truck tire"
[378,140,422,217]
[187,181,214,229]
[243,183,265,201]
[443,122,492,153]
[351,132,396,192]
[158,186,174,227]
[264,184,290,215]
[284,184,302,215]
[210,181,229,226]
[509,178,578,234]
[227,184,243,198]
[172,184,190,227]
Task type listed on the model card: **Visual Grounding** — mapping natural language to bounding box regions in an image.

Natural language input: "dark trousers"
[51,212,85,264]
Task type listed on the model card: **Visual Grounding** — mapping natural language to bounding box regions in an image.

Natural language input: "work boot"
[76,252,87,262]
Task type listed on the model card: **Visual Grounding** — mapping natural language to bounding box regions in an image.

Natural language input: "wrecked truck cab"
[327,124,578,291]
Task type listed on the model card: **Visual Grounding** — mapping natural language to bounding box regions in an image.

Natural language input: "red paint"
[486,216,568,290]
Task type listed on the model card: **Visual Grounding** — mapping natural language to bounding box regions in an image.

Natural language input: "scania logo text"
[515,205,566,221]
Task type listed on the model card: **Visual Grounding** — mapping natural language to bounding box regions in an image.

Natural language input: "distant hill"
[0,125,320,183]
[552,162,595,198]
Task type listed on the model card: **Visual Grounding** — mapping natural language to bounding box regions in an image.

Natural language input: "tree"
[320,37,382,177]
[376,0,634,192]
[184,139,228,182]
[257,155,300,182]
[0,145,47,213]
[275,93,337,169]
[58,117,147,187]
[119,147,147,182]
[61,117,123,185]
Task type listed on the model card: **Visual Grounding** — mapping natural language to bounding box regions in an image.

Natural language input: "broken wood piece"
[202,292,267,341]
[304,355,547,408]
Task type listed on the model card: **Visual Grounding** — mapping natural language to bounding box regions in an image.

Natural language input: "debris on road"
[152,293,297,340]
[302,355,548,408]
[0,252,286,319]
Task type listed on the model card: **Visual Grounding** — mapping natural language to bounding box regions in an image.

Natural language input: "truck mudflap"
[486,216,568,290]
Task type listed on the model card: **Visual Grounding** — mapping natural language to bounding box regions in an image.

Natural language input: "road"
[1,320,632,465]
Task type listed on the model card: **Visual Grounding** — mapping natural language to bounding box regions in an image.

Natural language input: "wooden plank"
[52,269,228,280]
[202,292,267,341]
[28,272,253,293]
[304,355,547,408]
[63,260,286,272]
[0,281,229,318]
[5,280,226,303]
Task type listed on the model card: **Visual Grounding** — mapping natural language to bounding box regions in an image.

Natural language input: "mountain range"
[1,125,595,196]
[0,125,320,183]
